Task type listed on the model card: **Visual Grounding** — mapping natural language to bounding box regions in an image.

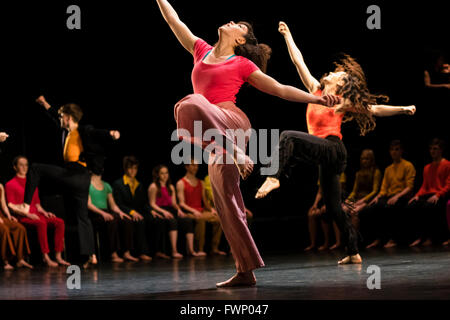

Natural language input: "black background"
[1,0,448,251]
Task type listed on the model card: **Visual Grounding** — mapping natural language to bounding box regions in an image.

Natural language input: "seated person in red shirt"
[176,159,224,256]
[408,138,450,247]
[6,156,69,267]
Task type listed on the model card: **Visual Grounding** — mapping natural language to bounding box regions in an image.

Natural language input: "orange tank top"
[63,129,87,167]
[306,89,344,139]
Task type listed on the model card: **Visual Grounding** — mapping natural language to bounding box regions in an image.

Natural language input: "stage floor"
[1,247,450,300]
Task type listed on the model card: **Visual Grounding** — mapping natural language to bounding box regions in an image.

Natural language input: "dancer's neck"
[213,38,235,58]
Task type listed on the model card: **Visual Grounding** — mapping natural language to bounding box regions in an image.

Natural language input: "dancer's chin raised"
[255,177,280,199]
[216,272,256,288]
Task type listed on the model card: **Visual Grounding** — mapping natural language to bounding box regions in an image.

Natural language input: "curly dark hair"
[327,54,389,136]
[234,21,272,73]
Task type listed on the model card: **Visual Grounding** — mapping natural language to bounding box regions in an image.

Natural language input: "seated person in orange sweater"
[408,138,450,247]
[6,156,69,267]
[176,159,225,256]
[360,140,416,248]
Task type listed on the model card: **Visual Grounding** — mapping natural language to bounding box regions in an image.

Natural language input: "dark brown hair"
[152,164,173,198]
[235,21,272,73]
[327,54,389,136]
[429,138,446,150]
[123,155,139,171]
[58,103,83,123]
[12,155,27,168]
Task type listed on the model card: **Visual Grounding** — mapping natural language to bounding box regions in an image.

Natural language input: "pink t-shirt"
[156,186,173,207]
[191,38,259,105]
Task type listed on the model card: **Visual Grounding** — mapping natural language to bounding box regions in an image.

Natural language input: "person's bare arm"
[424,70,450,89]
[247,70,340,107]
[107,193,131,220]
[156,0,199,54]
[278,21,320,93]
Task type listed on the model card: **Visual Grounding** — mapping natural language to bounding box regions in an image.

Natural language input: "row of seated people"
[305,138,450,251]
[0,154,254,270]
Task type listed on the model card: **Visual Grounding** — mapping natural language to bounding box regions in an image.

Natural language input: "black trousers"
[89,210,134,256]
[269,130,359,255]
[359,196,410,244]
[160,206,195,234]
[407,196,448,241]
[24,162,95,256]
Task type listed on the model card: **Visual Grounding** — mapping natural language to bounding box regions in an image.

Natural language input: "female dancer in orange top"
[256,22,416,265]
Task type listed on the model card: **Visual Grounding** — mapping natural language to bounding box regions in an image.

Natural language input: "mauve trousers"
[174,93,264,272]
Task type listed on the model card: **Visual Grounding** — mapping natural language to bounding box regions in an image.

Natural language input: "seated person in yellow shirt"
[360,140,416,248]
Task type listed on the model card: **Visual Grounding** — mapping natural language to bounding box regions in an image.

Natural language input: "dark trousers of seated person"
[407,196,448,242]
[359,196,409,244]
[159,206,194,253]
[135,211,167,255]
[89,210,134,257]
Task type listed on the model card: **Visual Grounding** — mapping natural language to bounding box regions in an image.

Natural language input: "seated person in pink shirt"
[408,138,450,247]
[6,156,69,267]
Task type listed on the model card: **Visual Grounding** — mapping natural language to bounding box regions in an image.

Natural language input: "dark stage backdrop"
[1,1,448,250]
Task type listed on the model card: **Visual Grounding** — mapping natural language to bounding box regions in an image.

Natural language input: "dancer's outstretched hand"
[278,21,290,36]
[403,105,416,115]
[110,130,121,140]
[0,132,8,142]
[316,94,341,107]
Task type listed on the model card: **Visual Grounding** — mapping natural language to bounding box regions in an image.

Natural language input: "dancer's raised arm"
[335,101,416,117]
[369,104,416,117]
[156,0,199,54]
[278,21,320,93]
[248,70,340,107]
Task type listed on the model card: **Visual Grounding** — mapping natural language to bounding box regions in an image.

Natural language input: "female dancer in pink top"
[156,0,340,287]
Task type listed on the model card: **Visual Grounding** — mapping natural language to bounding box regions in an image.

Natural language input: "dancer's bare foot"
[111,252,124,263]
[15,203,30,214]
[83,254,98,269]
[318,245,328,251]
[304,245,315,251]
[235,153,254,180]
[384,239,397,248]
[55,252,70,266]
[338,254,362,265]
[172,252,183,259]
[189,251,207,257]
[422,238,433,247]
[366,239,380,249]
[139,254,152,261]
[409,238,421,247]
[155,252,171,259]
[255,177,280,199]
[442,240,450,246]
[4,261,14,270]
[43,254,58,268]
[216,271,256,288]
[211,249,227,256]
[17,259,34,269]
[329,243,341,250]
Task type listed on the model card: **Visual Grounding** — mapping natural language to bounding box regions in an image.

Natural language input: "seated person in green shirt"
[88,163,138,262]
